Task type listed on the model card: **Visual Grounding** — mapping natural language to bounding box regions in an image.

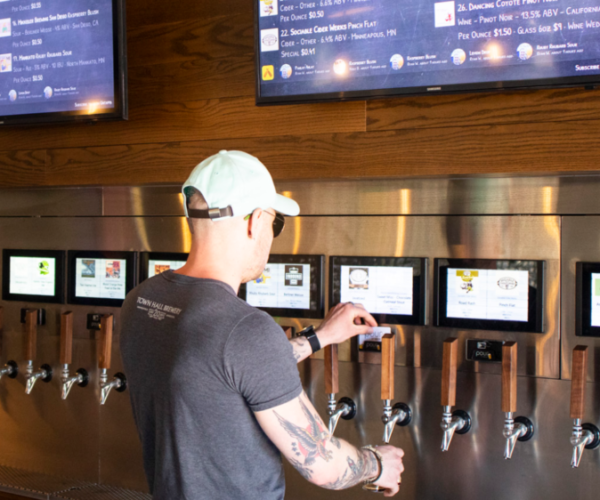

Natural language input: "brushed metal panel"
[561,216,600,382]
[0,188,102,217]
[271,215,560,379]
[0,304,99,482]
[286,360,596,500]
[102,186,183,217]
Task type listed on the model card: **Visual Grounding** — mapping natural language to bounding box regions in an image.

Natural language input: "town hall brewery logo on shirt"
[137,297,182,321]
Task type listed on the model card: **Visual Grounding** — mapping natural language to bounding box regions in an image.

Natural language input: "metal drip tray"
[0,465,149,500]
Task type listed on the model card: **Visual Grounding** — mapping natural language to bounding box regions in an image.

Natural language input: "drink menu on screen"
[246,263,311,309]
[75,257,126,299]
[340,265,413,315]
[9,256,55,296]
[446,268,529,322]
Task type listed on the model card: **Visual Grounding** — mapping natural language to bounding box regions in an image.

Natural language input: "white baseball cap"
[182,150,300,220]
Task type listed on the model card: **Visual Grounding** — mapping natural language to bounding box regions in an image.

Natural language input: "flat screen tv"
[0,0,127,126]
[256,0,600,104]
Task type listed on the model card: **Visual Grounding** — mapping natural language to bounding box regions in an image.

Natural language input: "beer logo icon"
[260,28,279,52]
[517,43,533,61]
[497,277,518,290]
[390,54,404,70]
[262,65,274,81]
[451,48,466,65]
[333,58,347,75]
[280,64,292,79]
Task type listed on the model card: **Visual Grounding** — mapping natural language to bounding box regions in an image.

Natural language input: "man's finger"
[396,448,405,458]
[352,307,378,327]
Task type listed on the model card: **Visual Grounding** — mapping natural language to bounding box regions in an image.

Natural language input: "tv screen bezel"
[434,258,545,333]
[329,255,427,326]
[254,2,600,106]
[575,261,600,337]
[0,0,128,126]
[239,254,325,319]
[2,248,66,304]
[67,250,136,307]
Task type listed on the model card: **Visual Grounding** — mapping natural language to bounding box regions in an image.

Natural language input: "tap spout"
[61,365,89,400]
[327,396,357,436]
[441,406,470,452]
[382,401,411,444]
[25,362,52,395]
[99,369,127,405]
[503,413,528,460]
[570,420,600,468]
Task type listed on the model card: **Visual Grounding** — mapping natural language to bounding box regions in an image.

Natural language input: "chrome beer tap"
[364,333,411,494]
[440,338,471,452]
[98,314,126,405]
[59,312,88,400]
[23,309,52,395]
[324,344,356,435]
[569,346,600,467]
[0,307,18,382]
[380,333,411,444]
[501,342,534,459]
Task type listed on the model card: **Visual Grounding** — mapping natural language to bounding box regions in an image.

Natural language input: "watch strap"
[300,326,321,354]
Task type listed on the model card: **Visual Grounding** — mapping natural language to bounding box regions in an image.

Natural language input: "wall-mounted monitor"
[329,256,427,325]
[575,262,600,337]
[239,254,324,319]
[2,249,65,303]
[67,250,136,307]
[434,258,544,333]
[0,0,127,126]
[255,0,600,105]
[139,252,188,282]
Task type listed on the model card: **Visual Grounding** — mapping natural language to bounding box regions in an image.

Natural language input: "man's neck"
[174,244,242,293]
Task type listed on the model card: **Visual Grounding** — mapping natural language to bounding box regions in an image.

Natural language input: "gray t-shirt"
[120,270,303,500]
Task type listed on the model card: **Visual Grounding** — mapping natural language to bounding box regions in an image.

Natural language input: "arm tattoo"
[289,337,310,363]
[288,457,313,480]
[274,397,333,466]
[322,449,379,490]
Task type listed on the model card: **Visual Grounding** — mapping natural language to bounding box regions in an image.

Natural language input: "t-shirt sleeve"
[224,311,303,412]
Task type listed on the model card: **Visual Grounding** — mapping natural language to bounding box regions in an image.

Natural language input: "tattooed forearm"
[274,398,333,466]
[321,449,379,490]
[289,337,311,363]
[288,457,313,480]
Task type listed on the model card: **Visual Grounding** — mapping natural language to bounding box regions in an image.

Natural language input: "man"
[120,150,405,499]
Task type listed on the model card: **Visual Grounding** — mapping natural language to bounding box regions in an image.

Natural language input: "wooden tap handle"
[381,333,395,401]
[502,342,518,413]
[441,338,458,407]
[60,312,74,365]
[570,345,589,420]
[24,309,38,361]
[98,314,113,370]
[324,344,339,395]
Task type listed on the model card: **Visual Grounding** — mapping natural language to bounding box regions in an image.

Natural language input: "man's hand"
[371,445,405,497]
[316,302,377,348]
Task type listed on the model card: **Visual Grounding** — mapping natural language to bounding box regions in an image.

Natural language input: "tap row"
[0,308,127,405]
[322,333,600,471]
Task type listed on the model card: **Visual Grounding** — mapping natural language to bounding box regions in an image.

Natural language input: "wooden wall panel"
[367,87,600,132]
[0,97,365,152]
[0,0,599,187]
[43,119,600,187]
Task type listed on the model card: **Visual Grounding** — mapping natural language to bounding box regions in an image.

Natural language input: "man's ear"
[247,209,263,239]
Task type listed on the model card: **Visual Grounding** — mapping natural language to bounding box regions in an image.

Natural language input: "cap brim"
[272,194,300,216]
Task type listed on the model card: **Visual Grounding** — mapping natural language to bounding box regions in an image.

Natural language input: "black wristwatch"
[299,325,321,354]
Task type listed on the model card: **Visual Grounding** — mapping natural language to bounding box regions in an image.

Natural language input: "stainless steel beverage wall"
[0,175,600,499]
